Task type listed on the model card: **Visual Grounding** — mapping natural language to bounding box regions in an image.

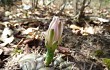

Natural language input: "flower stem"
[45,49,54,66]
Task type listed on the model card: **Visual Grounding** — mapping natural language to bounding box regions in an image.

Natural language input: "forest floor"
[0,1,110,70]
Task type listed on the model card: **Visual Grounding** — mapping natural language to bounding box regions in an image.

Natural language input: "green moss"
[1,0,13,6]
[102,58,110,70]
[94,50,104,57]
[12,48,23,56]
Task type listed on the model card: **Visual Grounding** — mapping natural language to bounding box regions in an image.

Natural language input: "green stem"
[45,49,54,66]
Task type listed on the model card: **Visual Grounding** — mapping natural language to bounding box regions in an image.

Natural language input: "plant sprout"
[45,16,63,66]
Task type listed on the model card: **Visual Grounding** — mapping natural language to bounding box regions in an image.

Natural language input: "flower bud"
[45,16,63,66]
[45,16,63,46]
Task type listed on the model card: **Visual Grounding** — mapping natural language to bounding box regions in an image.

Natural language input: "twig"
[89,63,94,70]
[9,17,69,23]
[46,0,54,6]
[85,0,91,7]
[83,62,86,70]
[16,38,25,48]
[58,0,67,14]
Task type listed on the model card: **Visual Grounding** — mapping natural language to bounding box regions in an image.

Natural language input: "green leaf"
[45,41,49,48]
[49,29,54,45]
[52,41,58,51]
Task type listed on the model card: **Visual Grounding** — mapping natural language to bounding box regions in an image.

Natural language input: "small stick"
[89,63,94,70]
[16,38,25,48]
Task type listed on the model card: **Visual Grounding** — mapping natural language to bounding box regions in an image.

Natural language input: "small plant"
[102,58,110,70]
[44,16,63,66]
[12,48,23,56]
[94,50,104,57]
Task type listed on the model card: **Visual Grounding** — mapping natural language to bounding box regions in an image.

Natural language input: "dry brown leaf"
[0,49,3,55]
[0,26,14,46]
[58,46,71,54]
[84,26,94,34]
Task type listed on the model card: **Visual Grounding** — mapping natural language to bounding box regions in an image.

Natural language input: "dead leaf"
[0,49,3,55]
[58,46,71,54]
[97,18,109,23]
[70,24,82,30]
[22,0,32,10]
[22,28,39,35]
[83,26,94,34]
[23,38,41,49]
[0,26,14,46]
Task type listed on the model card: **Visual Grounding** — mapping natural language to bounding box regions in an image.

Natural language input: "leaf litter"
[0,0,110,70]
